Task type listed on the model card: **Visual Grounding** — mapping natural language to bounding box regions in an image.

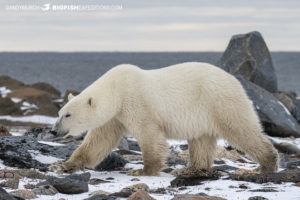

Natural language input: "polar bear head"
[52,93,96,137]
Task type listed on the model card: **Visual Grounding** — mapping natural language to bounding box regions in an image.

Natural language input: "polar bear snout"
[52,119,69,137]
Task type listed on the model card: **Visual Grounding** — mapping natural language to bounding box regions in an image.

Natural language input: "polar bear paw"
[48,161,84,174]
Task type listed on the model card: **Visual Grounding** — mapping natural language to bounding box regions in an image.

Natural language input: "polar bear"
[50,62,278,175]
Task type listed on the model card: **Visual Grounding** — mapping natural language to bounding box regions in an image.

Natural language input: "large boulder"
[237,76,300,137]
[218,31,277,93]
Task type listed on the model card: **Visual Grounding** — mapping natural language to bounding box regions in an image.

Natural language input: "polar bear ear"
[68,93,75,101]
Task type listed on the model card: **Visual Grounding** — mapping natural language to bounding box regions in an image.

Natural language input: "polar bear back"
[107,62,257,140]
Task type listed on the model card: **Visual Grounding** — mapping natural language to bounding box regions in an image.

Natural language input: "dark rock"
[248,196,268,200]
[172,194,226,200]
[171,169,221,187]
[118,137,129,150]
[0,76,24,90]
[249,188,278,192]
[167,156,186,166]
[237,76,300,137]
[127,139,141,151]
[88,178,110,185]
[273,142,300,155]
[239,184,249,189]
[179,144,188,151]
[0,136,77,171]
[214,160,226,165]
[110,190,132,198]
[0,97,22,115]
[229,171,300,183]
[30,82,61,99]
[217,31,277,93]
[24,127,56,141]
[286,160,300,168]
[48,177,88,194]
[65,172,91,182]
[84,194,116,200]
[293,100,300,124]
[0,125,11,136]
[162,168,174,173]
[115,149,141,155]
[213,165,238,172]
[0,187,20,200]
[32,185,58,195]
[95,152,128,171]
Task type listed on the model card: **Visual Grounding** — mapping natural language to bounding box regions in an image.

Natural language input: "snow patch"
[0,115,57,124]
[28,150,63,164]
[11,97,22,103]
[0,86,11,98]
[38,141,65,146]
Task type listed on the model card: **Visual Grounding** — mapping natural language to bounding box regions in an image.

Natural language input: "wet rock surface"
[0,136,77,171]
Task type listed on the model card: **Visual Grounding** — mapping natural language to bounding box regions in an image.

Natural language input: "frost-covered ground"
[1,137,300,200]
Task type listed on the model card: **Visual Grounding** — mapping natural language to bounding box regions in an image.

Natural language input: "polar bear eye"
[65,114,71,118]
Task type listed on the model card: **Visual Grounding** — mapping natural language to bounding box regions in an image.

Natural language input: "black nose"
[50,130,58,136]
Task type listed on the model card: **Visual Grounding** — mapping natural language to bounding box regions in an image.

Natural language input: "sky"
[1,0,300,52]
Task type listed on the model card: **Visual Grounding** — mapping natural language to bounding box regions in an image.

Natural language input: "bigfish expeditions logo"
[5,3,123,11]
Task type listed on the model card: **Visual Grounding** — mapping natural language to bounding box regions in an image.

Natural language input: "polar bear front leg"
[128,126,169,176]
[49,119,124,174]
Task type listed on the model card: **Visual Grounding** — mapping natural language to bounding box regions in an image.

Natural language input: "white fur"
[52,62,278,175]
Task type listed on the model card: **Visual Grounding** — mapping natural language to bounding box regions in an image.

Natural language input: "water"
[0,52,299,95]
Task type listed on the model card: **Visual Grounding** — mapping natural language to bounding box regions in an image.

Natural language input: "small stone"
[293,182,300,187]
[249,188,278,192]
[89,190,111,196]
[248,196,269,200]
[95,152,128,171]
[127,189,155,200]
[125,183,149,192]
[88,178,110,185]
[0,178,19,189]
[24,183,35,189]
[0,126,11,136]
[172,194,226,200]
[106,177,114,180]
[239,184,249,189]
[9,189,37,199]
[130,178,140,181]
[84,194,116,200]
[32,185,58,196]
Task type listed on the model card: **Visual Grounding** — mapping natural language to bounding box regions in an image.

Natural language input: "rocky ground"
[0,128,300,200]
[1,31,300,200]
